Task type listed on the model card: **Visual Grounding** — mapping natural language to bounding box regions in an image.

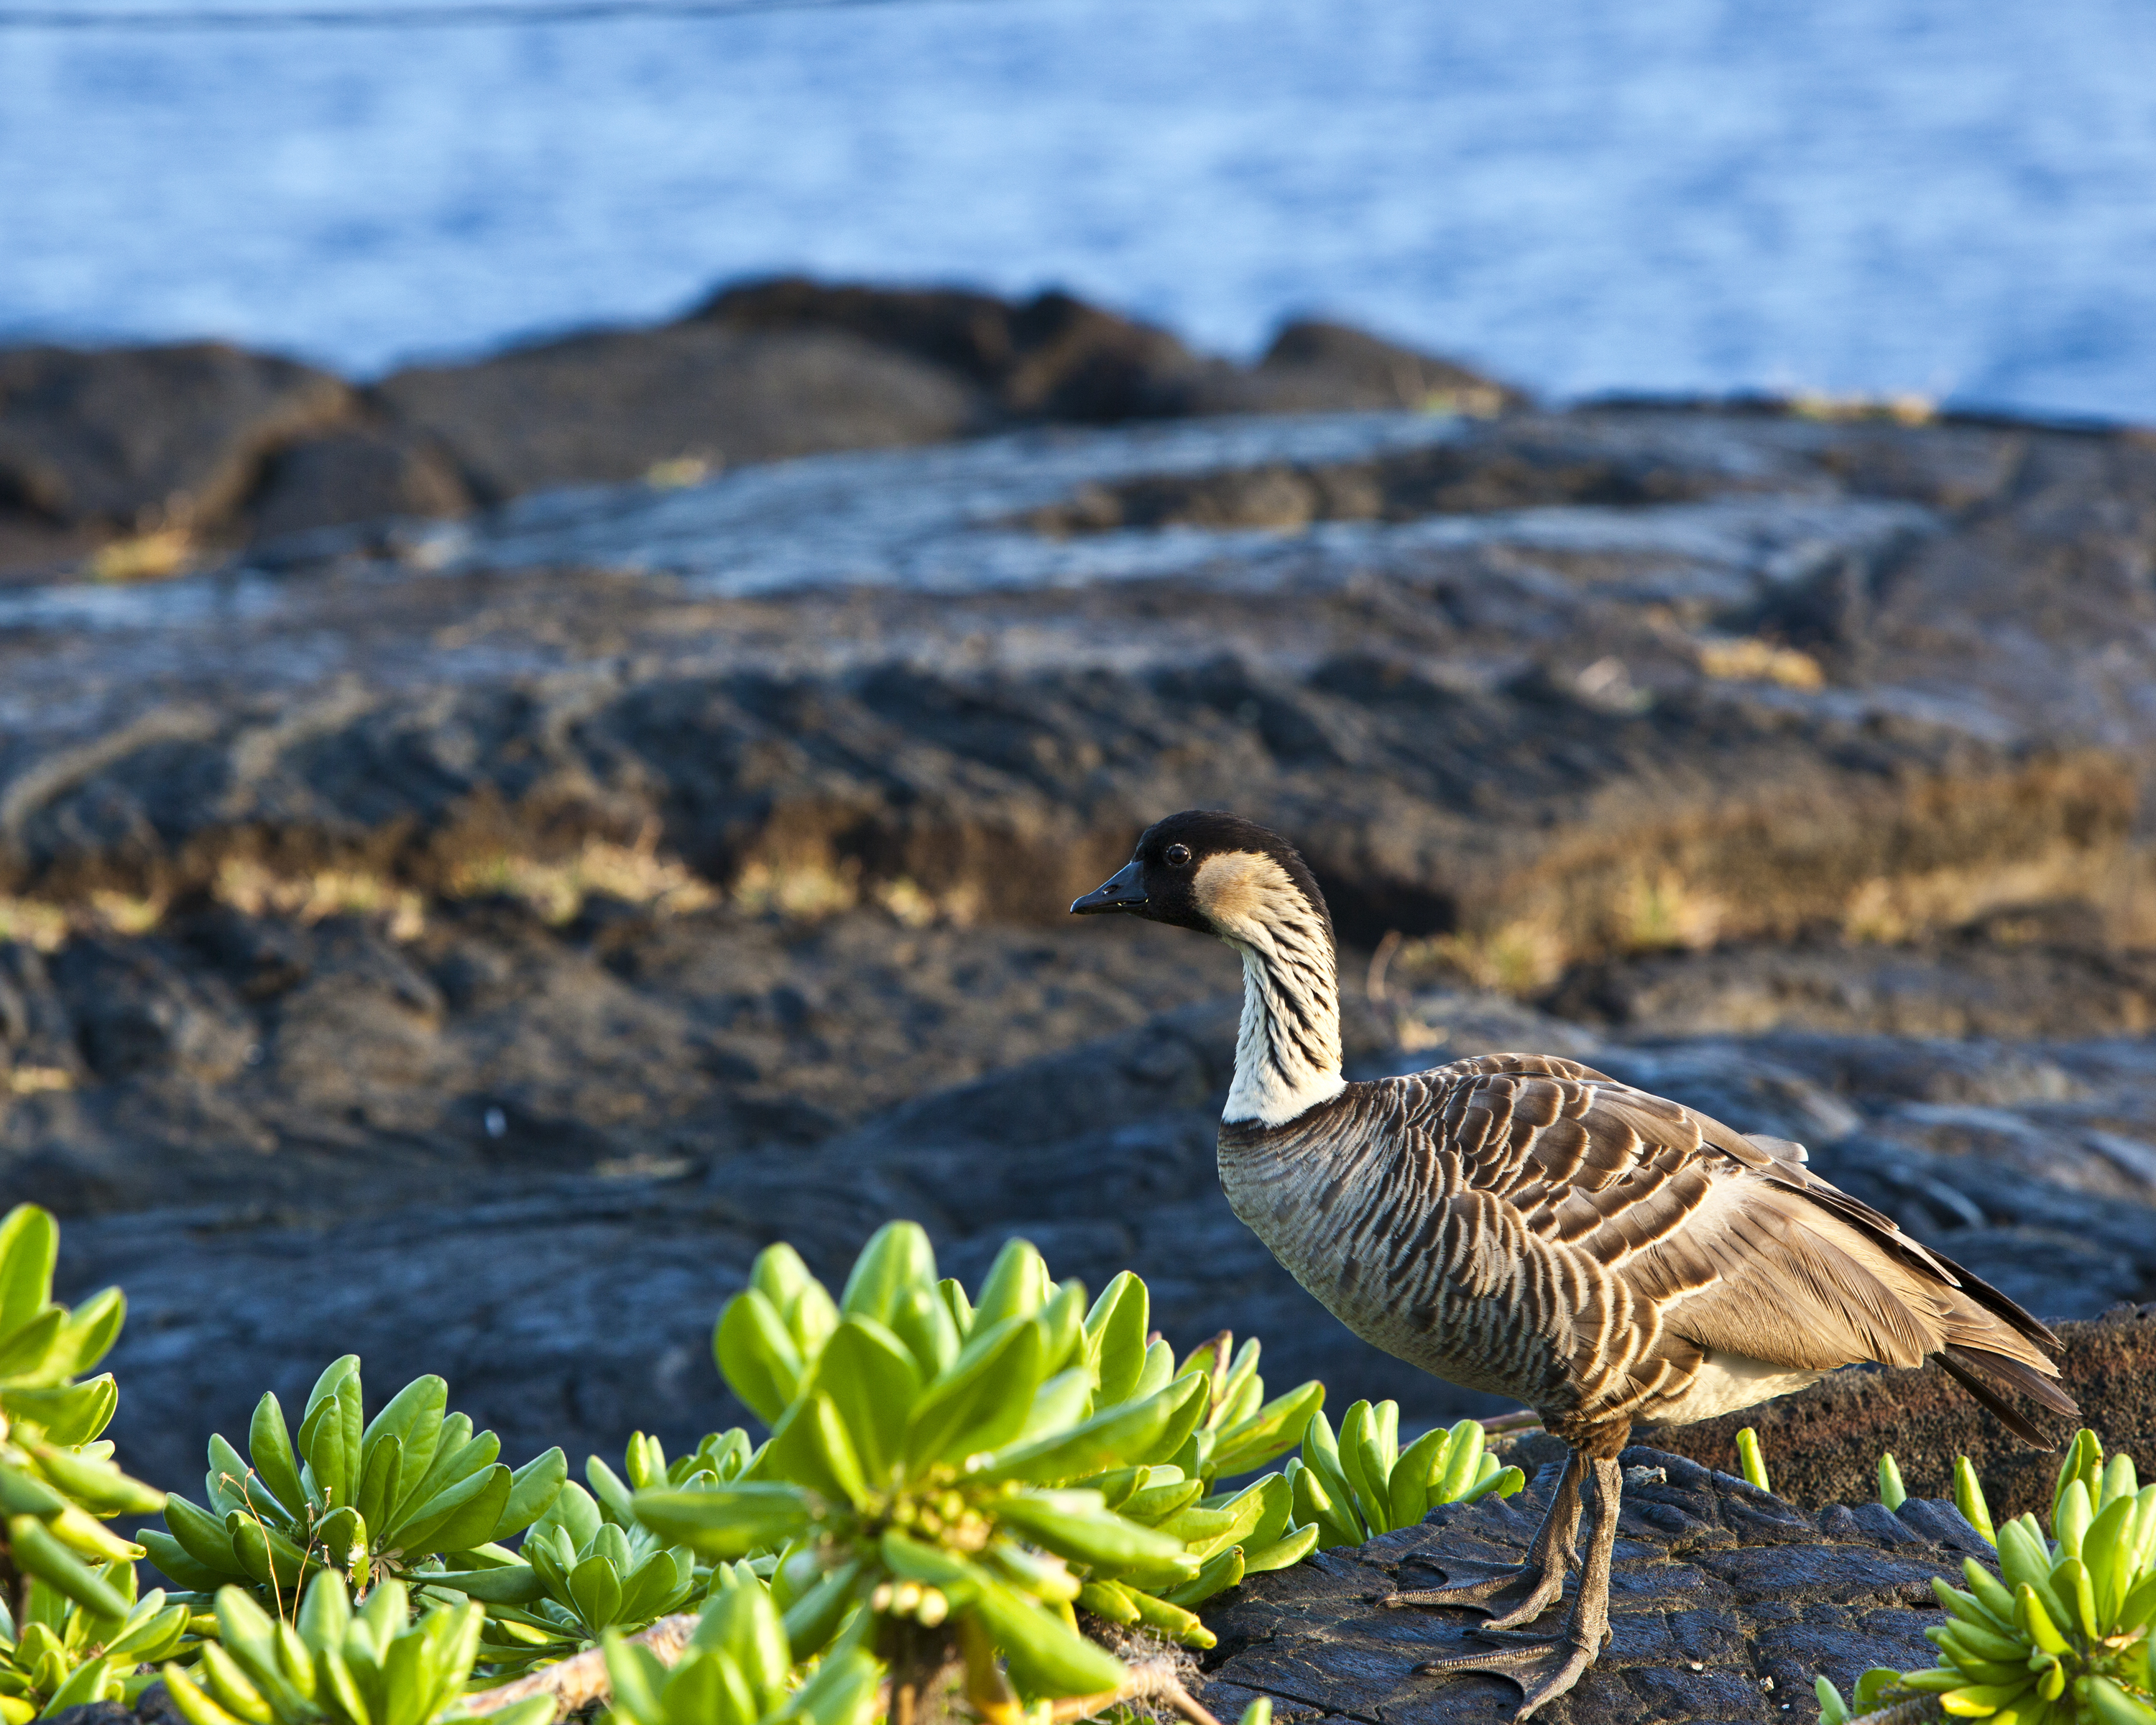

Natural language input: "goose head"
[1074,811,1345,1123]
[1070,810,1335,954]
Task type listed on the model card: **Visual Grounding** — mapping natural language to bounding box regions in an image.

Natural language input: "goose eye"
[1164,843,1192,867]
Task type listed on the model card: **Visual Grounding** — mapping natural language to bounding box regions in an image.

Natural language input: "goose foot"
[1376,1555,1567,1629]
[1405,1452,1625,1723]
[1411,1633,1597,1721]
[1376,1448,1586,1632]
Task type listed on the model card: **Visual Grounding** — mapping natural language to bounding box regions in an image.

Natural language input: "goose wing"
[1419,1054,2076,1438]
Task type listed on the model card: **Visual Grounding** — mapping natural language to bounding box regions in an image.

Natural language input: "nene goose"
[1072,809,2076,1719]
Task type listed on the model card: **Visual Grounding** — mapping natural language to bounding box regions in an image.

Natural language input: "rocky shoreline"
[4,285,2155,1598]
[0,280,1516,582]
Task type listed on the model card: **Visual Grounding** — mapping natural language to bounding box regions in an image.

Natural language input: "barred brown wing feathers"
[1427,1052,1618,1084]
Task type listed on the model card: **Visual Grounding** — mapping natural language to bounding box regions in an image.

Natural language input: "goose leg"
[1409,1454,1622,1722]
[1377,1449,1582,1628]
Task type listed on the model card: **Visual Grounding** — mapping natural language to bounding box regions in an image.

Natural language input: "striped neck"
[1199,861,1345,1126]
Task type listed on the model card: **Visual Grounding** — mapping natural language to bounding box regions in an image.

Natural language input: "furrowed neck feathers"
[1193,850,1345,1125]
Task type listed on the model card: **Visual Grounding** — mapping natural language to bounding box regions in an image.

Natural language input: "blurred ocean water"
[2,0,2153,420]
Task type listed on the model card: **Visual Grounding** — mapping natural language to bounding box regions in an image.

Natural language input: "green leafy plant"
[630,1225,1323,1716]
[1284,1402,1524,1548]
[147,1358,566,1613]
[0,1565,190,1722]
[0,1204,173,1723]
[601,1568,879,1725]
[1815,1430,2156,1725]
[1152,1330,1324,1496]
[433,1435,738,1673]
[161,1576,553,1725]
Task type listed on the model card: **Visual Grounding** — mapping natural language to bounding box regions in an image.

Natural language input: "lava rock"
[0,341,351,533]
[1655,1303,2156,1522]
[374,323,988,500]
[697,276,1221,421]
[246,423,474,543]
[1199,1448,1986,1725]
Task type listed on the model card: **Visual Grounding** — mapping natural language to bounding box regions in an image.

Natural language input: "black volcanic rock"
[0,341,351,553]
[1198,1450,1991,1725]
[373,322,989,501]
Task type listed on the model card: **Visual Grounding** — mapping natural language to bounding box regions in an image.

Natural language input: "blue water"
[4,0,2155,420]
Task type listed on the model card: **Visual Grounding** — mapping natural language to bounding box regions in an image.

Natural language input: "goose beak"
[1071,860,1146,915]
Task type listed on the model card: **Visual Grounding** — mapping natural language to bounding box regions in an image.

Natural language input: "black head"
[1069,810,1334,946]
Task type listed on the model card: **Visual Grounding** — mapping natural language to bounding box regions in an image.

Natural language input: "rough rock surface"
[0,283,1518,575]
[0,374,2148,1531]
[0,343,351,543]
[1654,1304,2156,1522]
[373,323,990,501]
[1199,1449,1994,1725]
[53,976,2156,1502]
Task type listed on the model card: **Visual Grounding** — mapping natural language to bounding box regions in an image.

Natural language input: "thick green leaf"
[0,1308,63,1381]
[52,1287,125,1379]
[1129,1339,1175,1402]
[970,1578,1125,1698]
[6,1515,132,1616]
[163,1493,243,1575]
[837,1223,938,1327]
[4,1375,117,1445]
[0,1206,57,1337]
[787,1645,880,1725]
[713,1290,803,1430]
[970,1240,1050,1330]
[141,1529,224,1591]
[1210,1381,1326,1478]
[758,1393,867,1509]
[568,1553,624,1631]
[25,1436,163,1515]
[248,1394,308,1522]
[805,1317,921,1485]
[615,1548,695,1627]
[1241,1522,1321,1573]
[706,1579,791,1707]
[888,1284,959,1380]
[405,1463,512,1556]
[1082,1273,1148,1406]
[1297,1410,1364,1541]
[390,1426,496,1532]
[624,1433,667,1491]
[904,1317,1044,1470]
[426,1563,548,1605]
[974,1373,1206,1486]
[630,1483,811,1559]
[992,1491,1198,1590]
[499,1448,568,1536]
[1164,1543,1245,1608]
[356,1432,403,1535]
[780,1559,862,1660]
[301,1356,361,1421]
[1036,1281,1088,1376]
[587,1455,637,1526]
[535,1479,604,1550]
[361,1376,448,1490]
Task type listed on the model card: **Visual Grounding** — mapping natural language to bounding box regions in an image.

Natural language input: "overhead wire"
[0,0,995,29]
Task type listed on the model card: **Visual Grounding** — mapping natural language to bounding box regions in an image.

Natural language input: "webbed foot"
[1411,1632,1598,1721]
[1376,1554,1569,1629]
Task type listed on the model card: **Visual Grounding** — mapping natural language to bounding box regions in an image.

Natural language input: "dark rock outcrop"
[696,276,1222,423]
[1655,1304,2156,1522]
[0,342,351,530]
[1,388,2150,1529]
[373,323,989,501]
[1216,317,1529,415]
[0,283,1519,575]
[1199,1450,1993,1725]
